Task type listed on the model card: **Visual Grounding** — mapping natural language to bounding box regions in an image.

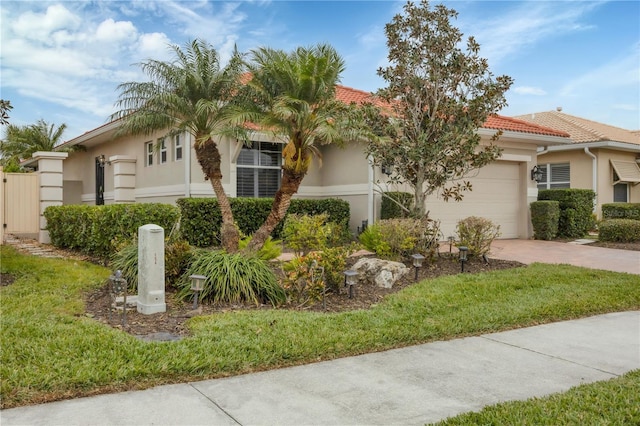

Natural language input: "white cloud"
[137,32,173,60]
[462,1,603,65]
[560,46,640,96]
[512,86,547,96]
[11,4,81,43]
[95,18,137,43]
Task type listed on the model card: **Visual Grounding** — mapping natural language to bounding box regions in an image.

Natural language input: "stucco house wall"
[516,111,640,217]
[42,88,571,240]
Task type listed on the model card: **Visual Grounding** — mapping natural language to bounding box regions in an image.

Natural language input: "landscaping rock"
[351,258,410,288]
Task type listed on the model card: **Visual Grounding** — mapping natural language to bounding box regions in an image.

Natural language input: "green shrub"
[381,192,413,219]
[164,240,194,287]
[177,250,286,306]
[177,197,350,247]
[602,203,640,221]
[109,243,139,292]
[44,203,179,258]
[359,217,441,261]
[538,189,595,238]
[238,235,282,261]
[530,201,560,240]
[283,213,345,255]
[598,219,640,242]
[456,216,501,257]
[281,253,327,306]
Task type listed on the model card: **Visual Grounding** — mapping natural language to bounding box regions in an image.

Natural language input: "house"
[514,110,640,217]
[25,86,570,243]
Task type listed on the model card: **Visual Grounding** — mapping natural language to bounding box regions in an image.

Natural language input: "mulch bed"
[5,237,637,340]
[83,254,524,339]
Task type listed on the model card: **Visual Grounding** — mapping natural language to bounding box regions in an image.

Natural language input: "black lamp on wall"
[530,165,544,183]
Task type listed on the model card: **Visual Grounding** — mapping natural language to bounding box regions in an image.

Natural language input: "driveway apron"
[490,239,640,275]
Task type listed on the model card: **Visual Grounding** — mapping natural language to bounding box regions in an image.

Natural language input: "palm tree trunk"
[245,169,305,253]
[194,138,239,253]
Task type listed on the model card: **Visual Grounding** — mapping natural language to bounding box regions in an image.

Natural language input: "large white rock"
[351,258,410,289]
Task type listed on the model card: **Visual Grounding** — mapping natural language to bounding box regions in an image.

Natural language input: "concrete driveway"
[490,239,640,275]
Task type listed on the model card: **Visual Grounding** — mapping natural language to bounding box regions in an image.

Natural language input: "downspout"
[184,132,191,198]
[367,155,374,226]
[584,147,597,213]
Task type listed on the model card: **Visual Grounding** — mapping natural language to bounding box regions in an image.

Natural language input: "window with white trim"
[159,138,167,164]
[145,141,153,166]
[237,141,282,197]
[174,134,183,161]
[537,163,570,190]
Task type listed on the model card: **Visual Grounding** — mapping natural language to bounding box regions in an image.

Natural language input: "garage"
[425,161,522,239]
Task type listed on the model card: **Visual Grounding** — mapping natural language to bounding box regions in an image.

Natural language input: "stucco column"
[110,155,137,203]
[33,151,68,244]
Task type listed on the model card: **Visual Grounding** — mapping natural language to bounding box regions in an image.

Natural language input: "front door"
[95,157,104,205]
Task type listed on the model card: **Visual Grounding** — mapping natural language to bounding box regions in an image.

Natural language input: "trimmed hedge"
[530,200,560,240]
[381,192,413,219]
[599,219,640,242]
[177,197,350,247]
[602,203,640,221]
[538,189,595,238]
[44,204,179,258]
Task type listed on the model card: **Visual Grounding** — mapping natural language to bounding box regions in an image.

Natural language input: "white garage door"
[425,162,521,239]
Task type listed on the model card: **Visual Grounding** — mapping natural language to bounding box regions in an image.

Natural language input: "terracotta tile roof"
[335,87,568,137]
[483,115,570,137]
[335,85,390,110]
[514,111,640,145]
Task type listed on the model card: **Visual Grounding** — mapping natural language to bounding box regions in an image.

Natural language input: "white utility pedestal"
[137,224,166,314]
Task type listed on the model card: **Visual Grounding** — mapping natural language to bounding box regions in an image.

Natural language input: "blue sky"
[1,0,638,140]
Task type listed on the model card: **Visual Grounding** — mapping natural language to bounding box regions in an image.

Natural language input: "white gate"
[1,170,40,240]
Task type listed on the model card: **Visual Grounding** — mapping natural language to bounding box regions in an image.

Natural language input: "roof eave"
[544,140,640,153]
[56,120,122,150]
[477,128,571,146]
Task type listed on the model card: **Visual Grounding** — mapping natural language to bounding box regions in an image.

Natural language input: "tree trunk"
[194,138,239,253]
[245,169,305,253]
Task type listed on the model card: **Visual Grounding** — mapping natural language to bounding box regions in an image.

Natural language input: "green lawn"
[1,245,639,408]
[434,370,640,425]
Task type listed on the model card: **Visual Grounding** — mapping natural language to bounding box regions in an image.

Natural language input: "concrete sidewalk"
[3,311,638,426]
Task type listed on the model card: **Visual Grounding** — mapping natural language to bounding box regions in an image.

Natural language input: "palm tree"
[233,44,359,252]
[111,39,244,253]
[1,119,68,170]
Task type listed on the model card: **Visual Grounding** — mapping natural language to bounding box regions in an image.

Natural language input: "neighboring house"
[26,86,570,241]
[515,110,640,217]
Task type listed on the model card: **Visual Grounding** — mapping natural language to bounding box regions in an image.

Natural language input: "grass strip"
[434,370,640,425]
[1,245,639,408]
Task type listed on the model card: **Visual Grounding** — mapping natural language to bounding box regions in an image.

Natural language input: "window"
[174,134,183,161]
[145,141,153,166]
[237,141,282,197]
[613,183,628,202]
[537,163,570,190]
[159,138,167,164]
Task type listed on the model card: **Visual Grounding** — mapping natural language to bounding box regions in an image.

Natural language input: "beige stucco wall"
[58,124,554,239]
[538,148,640,217]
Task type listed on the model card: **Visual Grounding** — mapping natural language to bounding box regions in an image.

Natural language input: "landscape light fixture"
[448,236,455,253]
[530,165,544,183]
[109,269,128,327]
[189,274,207,309]
[458,246,468,273]
[343,270,358,299]
[411,253,425,281]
